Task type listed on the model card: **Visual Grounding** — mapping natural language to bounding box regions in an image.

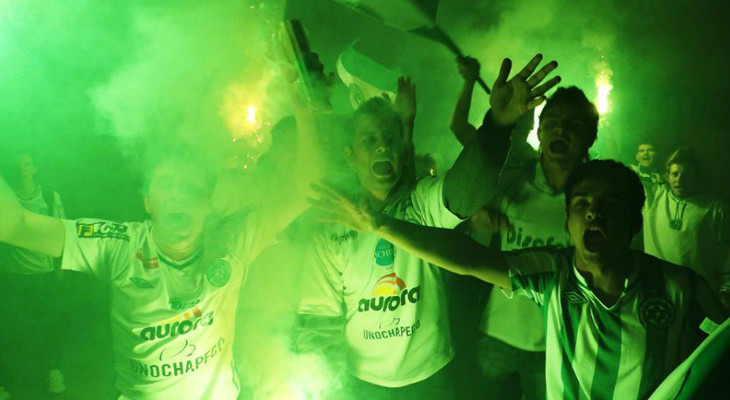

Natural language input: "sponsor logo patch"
[76,221,129,241]
[562,291,587,304]
[130,277,155,289]
[357,273,420,313]
[135,249,159,269]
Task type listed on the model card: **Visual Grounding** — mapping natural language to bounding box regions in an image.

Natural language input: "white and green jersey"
[480,156,570,351]
[61,211,261,400]
[631,164,663,185]
[642,180,730,295]
[0,185,65,274]
[297,175,463,387]
[507,247,727,400]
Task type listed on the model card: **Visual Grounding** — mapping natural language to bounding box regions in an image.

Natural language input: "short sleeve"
[61,219,134,282]
[505,248,561,306]
[411,175,465,229]
[217,208,264,266]
[297,231,346,317]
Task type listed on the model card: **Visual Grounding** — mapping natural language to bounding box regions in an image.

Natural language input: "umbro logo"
[563,291,587,304]
[130,277,155,289]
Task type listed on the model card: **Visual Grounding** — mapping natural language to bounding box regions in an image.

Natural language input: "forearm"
[476,109,514,156]
[450,81,478,146]
[373,215,511,288]
[0,176,26,243]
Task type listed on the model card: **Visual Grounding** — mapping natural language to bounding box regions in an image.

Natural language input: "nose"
[586,205,602,221]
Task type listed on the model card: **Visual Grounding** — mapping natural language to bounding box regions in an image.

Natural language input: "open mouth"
[372,160,394,176]
[582,227,606,252]
[550,138,570,155]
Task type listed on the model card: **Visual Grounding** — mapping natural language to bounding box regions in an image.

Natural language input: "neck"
[575,249,632,306]
[153,230,200,261]
[541,156,578,191]
[16,178,38,198]
[363,188,388,209]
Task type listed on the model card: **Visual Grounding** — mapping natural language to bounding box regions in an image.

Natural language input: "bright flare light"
[526,103,545,151]
[247,105,258,126]
[594,60,613,117]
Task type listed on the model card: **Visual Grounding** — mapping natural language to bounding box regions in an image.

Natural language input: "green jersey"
[507,247,727,400]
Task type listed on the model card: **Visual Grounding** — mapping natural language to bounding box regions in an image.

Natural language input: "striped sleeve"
[505,247,561,306]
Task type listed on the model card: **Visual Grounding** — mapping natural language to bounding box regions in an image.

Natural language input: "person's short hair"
[141,144,218,195]
[665,146,698,173]
[564,160,645,232]
[540,86,599,146]
[348,96,402,144]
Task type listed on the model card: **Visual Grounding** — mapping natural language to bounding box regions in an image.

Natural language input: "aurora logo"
[357,273,420,312]
[139,310,214,342]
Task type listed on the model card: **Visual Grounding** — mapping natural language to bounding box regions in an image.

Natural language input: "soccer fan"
[631,142,663,184]
[0,151,67,394]
[295,56,560,400]
[0,139,319,399]
[466,56,595,399]
[310,159,728,400]
[641,146,730,308]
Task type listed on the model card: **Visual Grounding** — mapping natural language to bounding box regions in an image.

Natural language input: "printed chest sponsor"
[136,307,215,342]
[357,272,421,313]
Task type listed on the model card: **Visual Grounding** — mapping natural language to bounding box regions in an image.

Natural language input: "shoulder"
[636,251,703,289]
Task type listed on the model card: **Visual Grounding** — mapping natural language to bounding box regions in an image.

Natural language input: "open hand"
[490,54,561,126]
[308,182,380,232]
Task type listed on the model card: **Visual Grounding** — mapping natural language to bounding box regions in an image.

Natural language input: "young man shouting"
[311,159,727,400]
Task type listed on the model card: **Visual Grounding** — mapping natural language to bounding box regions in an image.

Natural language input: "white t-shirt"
[480,157,571,351]
[61,211,260,400]
[297,176,463,387]
[0,185,65,274]
[642,182,730,295]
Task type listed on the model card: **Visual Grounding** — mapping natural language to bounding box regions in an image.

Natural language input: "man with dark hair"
[641,146,730,308]
[631,142,662,184]
[470,55,596,399]
[296,58,561,400]
[310,159,728,400]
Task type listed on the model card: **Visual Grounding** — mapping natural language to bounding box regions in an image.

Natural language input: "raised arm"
[0,175,65,257]
[449,56,480,146]
[442,54,561,217]
[308,182,511,288]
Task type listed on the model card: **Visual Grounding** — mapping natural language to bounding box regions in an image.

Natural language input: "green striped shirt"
[507,247,727,400]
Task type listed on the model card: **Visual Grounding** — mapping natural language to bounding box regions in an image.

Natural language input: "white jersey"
[480,157,570,351]
[297,176,463,387]
[0,185,65,274]
[642,181,730,295]
[61,211,261,400]
[630,164,663,185]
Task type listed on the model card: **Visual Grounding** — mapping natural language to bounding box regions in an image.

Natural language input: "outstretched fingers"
[526,60,558,88]
[494,58,513,87]
[515,54,543,81]
[532,75,562,98]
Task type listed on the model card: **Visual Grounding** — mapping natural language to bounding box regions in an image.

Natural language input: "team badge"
[374,239,395,267]
[639,297,675,330]
[206,259,231,288]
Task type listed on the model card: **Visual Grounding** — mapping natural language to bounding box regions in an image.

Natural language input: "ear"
[343,147,355,169]
[143,194,151,214]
